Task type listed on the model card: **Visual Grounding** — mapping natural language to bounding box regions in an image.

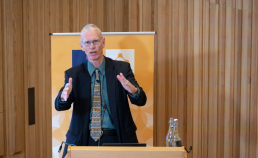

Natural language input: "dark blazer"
[55,56,147,157]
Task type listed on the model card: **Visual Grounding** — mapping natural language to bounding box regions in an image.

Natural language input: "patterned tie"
[90,69,102,141]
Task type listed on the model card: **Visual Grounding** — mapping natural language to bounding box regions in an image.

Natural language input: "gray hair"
[81,24,102,41]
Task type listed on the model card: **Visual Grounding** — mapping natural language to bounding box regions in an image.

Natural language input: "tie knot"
[95,69,100,82]
[95,69,99,74]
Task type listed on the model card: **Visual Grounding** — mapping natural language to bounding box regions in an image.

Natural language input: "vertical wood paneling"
[171,0,179,121]
[209,0,216,4]
[142,0,154,31]
[254,0,258,13]
[138,0,143,31]
[43,0,52,157]
[0,0,3,114]
[197,0,203,156]
[88,0,104,30]
[177,0,187,146]
[78,0,90,29]
[208,4,218,158]
[164,0,170,134]
[129,0,139,31]
[30,1,38,158]
[217,4,226,158]
[23,0,38,157]
[22,0,29,157]
[0,0,4,156]
[4,0,15,155]
[243,0,252,11]
[236,0,242,10]
[153,0,158,147]
[193,0,202,157]
[60,0,68,32]
[202,2,209,158]
[103,0,115,32]
[226,0,236,9]
[123,0,129,32]
[71,0,79,32]
[218,0,225,5]
[22,1,30,157]
[224,6,235,158]
[50,0,57,33]
[250,11,258,158]
[60,0,65,32]
[167,0,173,124]
[240,10,252,158]
[37,0,45,157]
[233,9,242,158]
[38,1,43,158]
[155,0,167,146]
[58,0,63,32]
[0,113,4,156]
[186,1,194,157]
[113,0,128,32]
[4,0,25,156]
[114,0,127,32]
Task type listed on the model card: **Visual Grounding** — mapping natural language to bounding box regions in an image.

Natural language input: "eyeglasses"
[82,39,101,47]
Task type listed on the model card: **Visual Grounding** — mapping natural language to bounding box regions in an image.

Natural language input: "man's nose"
[89,42,95,48]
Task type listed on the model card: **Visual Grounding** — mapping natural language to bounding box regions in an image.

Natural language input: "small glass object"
[165,117,174,147]
[170,118,182,147]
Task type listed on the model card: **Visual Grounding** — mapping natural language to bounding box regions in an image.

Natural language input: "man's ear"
[102,37,106,48]
[79,42,84,51]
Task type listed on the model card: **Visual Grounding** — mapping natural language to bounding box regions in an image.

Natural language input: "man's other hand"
[117,73,137,94]
[61,78,73,101]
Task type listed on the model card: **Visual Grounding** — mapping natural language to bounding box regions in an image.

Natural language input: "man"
[55,24,147,157]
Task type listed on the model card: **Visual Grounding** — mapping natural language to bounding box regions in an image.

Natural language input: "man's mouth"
[90,51,97,54]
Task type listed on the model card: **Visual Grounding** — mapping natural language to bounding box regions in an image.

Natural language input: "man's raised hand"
[61,78,73,101]
[116,73,137,94]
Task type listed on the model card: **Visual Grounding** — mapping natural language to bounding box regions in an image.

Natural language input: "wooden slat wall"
[23,0,52,157]
[240,9,252,158]
[224,6,235,158]
[251,10,258,158]
[202,3,209,158]
[1,0,258,158]
[2,0,25,157]
[155,0,167,148]
[217,3,226,158]
[0,0,5,156]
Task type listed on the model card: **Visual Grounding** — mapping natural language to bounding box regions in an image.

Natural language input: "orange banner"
[51,33,154,158]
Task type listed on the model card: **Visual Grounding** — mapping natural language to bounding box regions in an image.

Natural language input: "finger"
[63,86,69,91]
[63,96,67,101]
[69,78,73,85]
[117,73,127,83]
[65,83,70,88]
[61,93,67,101]
[116,75,122,82]
[120,73,130,85]
[63,83,70,92]
[119,73,126,81]
[117,74,127,85]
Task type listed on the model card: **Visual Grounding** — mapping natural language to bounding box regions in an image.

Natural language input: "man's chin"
[88,57,100,62]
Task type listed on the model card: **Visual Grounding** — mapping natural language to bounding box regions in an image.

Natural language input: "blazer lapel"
[105,58,117,121]
[78,62,91,99]
[78,61,92,145]
[105,58,121,142]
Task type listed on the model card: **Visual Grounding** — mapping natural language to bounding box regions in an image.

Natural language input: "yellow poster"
[51,33,154,158]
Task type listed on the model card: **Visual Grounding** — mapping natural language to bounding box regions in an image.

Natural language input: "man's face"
[80,29,105,63]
